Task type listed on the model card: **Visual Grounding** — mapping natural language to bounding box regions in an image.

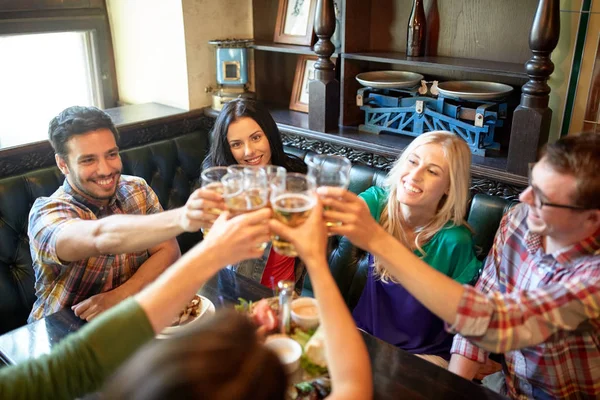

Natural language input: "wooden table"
[0,269,505,399]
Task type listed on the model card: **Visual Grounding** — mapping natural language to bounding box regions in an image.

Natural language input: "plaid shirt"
[449,203,600,399]
[28,175,163,322]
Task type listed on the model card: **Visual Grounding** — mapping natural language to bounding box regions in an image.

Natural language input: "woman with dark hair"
[203,98,308,292]
[203,98,306,173]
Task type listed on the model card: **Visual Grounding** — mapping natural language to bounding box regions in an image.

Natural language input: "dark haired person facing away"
[28,106,225,322]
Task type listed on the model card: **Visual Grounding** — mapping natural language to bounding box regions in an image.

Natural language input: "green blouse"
[359,186,481,284]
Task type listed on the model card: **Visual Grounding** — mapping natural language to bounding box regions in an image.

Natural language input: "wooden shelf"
[251,41,315,56]
[203,106,528,187]
[343,52,528,80]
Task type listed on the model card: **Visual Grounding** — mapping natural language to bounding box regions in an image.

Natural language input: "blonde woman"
[341,131,481,368]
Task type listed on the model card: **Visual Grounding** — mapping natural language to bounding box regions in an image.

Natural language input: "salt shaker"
[278,280,294,334]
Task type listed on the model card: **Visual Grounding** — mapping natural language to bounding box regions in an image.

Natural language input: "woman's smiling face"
[226,117,272,166]
[396,143,450,212]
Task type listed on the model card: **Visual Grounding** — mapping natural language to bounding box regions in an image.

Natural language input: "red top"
[260,248,296,288]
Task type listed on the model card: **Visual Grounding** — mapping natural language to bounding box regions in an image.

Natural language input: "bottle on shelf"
[406,0,426,57]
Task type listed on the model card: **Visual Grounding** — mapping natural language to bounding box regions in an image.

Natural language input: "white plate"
[436,80,513,100]
[355,71,424,89]
[157,295,216,339]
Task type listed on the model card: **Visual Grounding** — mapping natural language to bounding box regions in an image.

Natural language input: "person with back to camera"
[1,207,272,399]
[203,98,308,292]
[104,198,373,400]
[319,133,600,398]
[345,131,481,368]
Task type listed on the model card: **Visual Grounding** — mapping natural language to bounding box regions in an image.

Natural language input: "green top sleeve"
[0,298,154,400]
[423,225,482,285]
[358,186,388,221]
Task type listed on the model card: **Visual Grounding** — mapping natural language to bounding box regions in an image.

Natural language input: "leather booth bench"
[0,131,208,334]
[0,130,516,335]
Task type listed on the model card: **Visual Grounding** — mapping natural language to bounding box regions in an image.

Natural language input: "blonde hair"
[375,131,472,283]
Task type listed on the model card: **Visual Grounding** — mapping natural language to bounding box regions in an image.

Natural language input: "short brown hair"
[542,133,600,209]
[104,310,287,400]
[48,106,119,159]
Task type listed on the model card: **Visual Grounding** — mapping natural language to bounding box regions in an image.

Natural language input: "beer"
[272,193,315,257]
[224,189,267,216]
[200,181,225,236]
[224,189,269,250]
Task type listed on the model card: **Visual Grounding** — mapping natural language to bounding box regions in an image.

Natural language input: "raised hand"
[268,196,328,266]
[318,187,385,252]
[178,187,226,232]
[201,207,272,266]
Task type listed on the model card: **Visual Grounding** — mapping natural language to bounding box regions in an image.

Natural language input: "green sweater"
[0,298,154,400]
[360,186,481,284]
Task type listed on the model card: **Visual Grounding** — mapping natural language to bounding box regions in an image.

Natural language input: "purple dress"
[352,187,481,359]
[353,255,455,359]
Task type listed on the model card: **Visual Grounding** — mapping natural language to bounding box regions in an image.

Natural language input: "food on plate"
[291,297,320,330]
[302,325,327,375]
[170,295,202,326]
[235,295,298,334]
[294,377,331,400]
[293,303,318,317]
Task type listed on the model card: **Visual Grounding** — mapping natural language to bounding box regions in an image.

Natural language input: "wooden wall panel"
[369,0,537,63]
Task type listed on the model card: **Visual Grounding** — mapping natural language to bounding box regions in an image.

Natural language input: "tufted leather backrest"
[0,131,208,334]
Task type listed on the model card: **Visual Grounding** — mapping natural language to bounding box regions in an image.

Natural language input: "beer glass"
[270,173,316,257]
[265,165,286,207]
[306,154,351,226]
[199,166,229,234]
[221,171,269,250]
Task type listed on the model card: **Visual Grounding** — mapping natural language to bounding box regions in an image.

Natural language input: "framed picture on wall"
[274,0,317,46]
[290,55,318,113]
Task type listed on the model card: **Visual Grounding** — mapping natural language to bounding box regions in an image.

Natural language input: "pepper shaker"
[278,280,294,334]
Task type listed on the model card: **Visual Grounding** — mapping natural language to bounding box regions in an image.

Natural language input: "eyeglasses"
[527,163,588,211]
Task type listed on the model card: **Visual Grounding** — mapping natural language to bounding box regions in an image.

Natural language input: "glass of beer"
[265,165,286,207]
[199,166,229,234]
[270,173,316,257]
[221,171,270,250]
[306,154,351,227]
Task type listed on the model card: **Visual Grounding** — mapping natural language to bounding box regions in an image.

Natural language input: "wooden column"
[507,0,560,176]
[309,0,339,132]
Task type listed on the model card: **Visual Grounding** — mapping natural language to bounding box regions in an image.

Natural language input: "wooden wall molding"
[281,132,525,201]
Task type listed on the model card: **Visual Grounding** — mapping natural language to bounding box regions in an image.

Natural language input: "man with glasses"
[319,132,600,399]
[447,133,600,398]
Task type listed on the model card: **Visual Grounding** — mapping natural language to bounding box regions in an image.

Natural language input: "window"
[0,31,103,149]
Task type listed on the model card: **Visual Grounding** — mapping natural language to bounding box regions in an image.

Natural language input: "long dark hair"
[204,99,307,173]
[104,310,287,400]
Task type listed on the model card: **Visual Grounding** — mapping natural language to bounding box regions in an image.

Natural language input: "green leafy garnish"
[300,355,328,377]
[294,381,314,393]
[234,297,252,312]
[291,329,312,348]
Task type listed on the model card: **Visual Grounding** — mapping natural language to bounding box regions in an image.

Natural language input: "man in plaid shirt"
[320,133,600,399]
[28,106,224,322]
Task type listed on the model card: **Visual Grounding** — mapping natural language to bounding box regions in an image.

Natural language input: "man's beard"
[70,173,121,202]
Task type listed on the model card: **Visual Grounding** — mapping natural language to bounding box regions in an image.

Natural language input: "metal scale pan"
[436,80,513,101]
[356,71,424,89]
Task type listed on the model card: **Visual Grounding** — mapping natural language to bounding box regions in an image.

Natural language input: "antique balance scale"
[355,71,513,156]
[207,39,255,110]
